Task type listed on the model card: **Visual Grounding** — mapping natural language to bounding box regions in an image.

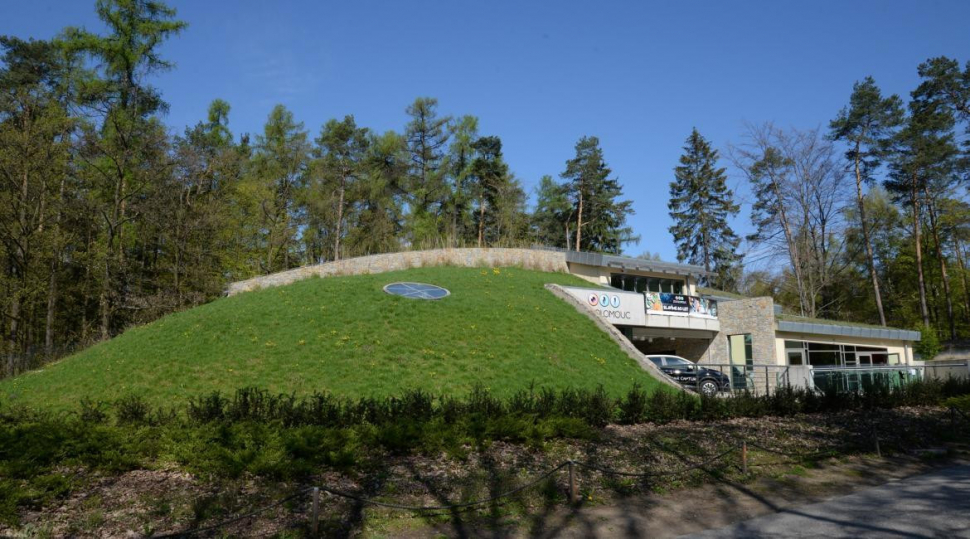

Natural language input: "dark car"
[646,355,731,396]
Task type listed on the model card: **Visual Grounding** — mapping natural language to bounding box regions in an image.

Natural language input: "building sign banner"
[645,293,717,318]
[561,286,646,326]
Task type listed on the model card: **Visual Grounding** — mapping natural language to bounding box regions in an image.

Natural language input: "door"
[849,353,868,392]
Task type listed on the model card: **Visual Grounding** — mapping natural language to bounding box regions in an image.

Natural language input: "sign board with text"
[561,286,647,326]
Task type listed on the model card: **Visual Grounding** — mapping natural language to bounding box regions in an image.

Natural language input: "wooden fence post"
[311,487,320,535]
[741,441,748,474]
[568,460,577,504]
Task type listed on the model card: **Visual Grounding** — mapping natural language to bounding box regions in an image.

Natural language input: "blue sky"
[4,1,970,262]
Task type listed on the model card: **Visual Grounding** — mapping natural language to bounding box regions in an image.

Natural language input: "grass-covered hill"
[1,267,664,410]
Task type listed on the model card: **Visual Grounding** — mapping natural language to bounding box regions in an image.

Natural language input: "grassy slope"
[1,267,664,410]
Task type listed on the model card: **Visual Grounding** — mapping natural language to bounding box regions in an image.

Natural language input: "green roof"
[696,287,747,300]
[775,314,920,342]
[775,313,890,330]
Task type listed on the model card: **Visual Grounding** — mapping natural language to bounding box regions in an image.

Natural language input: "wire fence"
[154,407,970,537]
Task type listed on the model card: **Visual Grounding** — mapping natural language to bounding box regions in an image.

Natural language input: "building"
[558,249,920,390]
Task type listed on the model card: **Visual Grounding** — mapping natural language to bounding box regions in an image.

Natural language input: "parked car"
[645,355,731,396]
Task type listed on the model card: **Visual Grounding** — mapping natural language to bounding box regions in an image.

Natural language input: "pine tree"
[469,135,510,247]
[446,115,478,245]
[64,0,186,339]
[829,77,904,326]
[560,136,636,253]
[311,115,369,262]
[667,128,741,290]
[532,175,572,248]
[404,97,450,245]
[885,97,959,329]
[249,105,310,273]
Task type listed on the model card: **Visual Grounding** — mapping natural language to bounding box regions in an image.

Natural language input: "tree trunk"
[44,173,67,357]
[955,237,970,322]
[477,195,486,248]
[911,179,930,327]
[924,189,955,339]
[853,147,887,326]
[334,177,345,262]
[769,176,808,316]
[575,192,583,252]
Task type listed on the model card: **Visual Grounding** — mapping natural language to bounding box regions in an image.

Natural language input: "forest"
[1,0,968,377]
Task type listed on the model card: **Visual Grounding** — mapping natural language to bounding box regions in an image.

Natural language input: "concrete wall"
[633,337,715,363]
[227,248,569,295]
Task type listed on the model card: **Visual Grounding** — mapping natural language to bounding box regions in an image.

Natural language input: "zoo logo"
[600,294,610,308]
[610,295,621,308]
[588,293,599,306]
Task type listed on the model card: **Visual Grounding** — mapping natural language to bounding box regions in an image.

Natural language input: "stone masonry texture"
[227,248,570,296]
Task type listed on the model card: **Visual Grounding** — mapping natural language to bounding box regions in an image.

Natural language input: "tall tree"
[446,115,478,245]
[249,105,310,273]
[560,136,636,253]
[735,124,848,318]
[64,0,186,339]
[532,175,573,248]
[469,136,509,247]
[311,115,369,262]
[350,130,406,255]
[404,97,450,245]
[885,98,959,329]
[0,37,76,371]
[668,128,741,290]
[829,77,904,326]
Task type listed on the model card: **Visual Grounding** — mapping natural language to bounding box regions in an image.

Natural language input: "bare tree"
[732,123,850,318]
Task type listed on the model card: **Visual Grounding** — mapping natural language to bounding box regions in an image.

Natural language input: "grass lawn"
[0,266,665,410]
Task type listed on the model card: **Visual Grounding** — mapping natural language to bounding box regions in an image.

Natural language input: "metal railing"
[923,360,970,381]
[689,363,796,395]
[812,365,924,393]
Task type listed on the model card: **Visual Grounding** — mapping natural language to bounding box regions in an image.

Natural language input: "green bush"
[915,326,942,360]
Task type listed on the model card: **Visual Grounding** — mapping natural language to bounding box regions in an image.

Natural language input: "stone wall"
[707,297,779,393]
[708,297,777,365]
[226,248,569,296]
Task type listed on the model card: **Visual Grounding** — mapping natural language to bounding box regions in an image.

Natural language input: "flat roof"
[563,250,710,278]
[776,314,921,342]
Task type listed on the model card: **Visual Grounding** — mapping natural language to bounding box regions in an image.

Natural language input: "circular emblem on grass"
[383,282,450,300]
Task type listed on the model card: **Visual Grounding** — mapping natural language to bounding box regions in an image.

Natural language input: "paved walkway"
[683,464,970,538]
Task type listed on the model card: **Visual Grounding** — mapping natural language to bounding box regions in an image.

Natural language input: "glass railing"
[644,292,718,318]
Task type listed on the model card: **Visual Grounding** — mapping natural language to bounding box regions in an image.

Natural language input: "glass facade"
[784,340,891,367]
[610,273,684,294]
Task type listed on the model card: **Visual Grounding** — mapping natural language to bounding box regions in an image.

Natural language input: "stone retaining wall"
[226,248,569,296]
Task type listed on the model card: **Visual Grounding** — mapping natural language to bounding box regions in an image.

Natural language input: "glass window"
[647,278,660,292]
[610,274,623,289]
[808,350,840,366]
[673,281,684,294]
[666,357,690,366]
[635,277,647,293]
[648,357,663,367]
[784,340,805,351]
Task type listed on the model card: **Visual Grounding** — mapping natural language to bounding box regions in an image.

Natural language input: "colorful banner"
[645,293,718,318]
